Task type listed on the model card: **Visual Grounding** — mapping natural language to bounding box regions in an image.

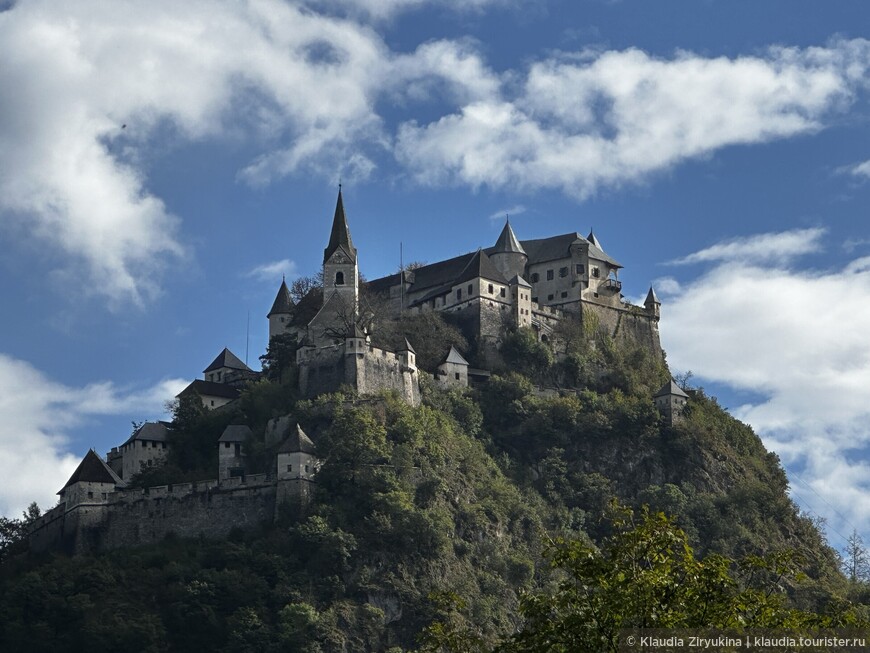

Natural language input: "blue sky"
[2,0,870,553]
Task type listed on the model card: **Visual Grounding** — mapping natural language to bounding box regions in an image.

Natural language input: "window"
[488,283,494,294]
[305,465,310,473]
[87,491,93,498]
[456,289,462,300]
[234,443,241,456]
[531,272,539,282]
[561,291,568,298]
[559,266,568,277]
[210,400,215,406]
[467,284,473,295]
[455,372,460,380]
[591,267,600,278]
[217,371,222,381]
[546,269,554,281]
[224,442,230,448]
[335,271,345,285]
[576,264,584,274]
[547,294,554,301]
[287,464,292,472]
[500,287,506,297]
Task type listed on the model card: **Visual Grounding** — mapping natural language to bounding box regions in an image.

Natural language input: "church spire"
[323,186,357,264]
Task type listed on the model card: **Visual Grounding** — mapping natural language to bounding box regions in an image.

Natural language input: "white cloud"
[661,229,870,542]
[396,41,870,197]
[246,259,298,282]
[843,159,870,180]
[0,0,392,306]
[668,227,826,265]
[304,0,513,21]
[0,353,186,517]
[488,205,526,221]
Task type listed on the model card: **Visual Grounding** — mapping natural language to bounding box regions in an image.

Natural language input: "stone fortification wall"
[30,477,278,555]
[581,302,661,358]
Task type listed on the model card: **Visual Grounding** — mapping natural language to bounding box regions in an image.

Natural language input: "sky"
[1,0,870,554]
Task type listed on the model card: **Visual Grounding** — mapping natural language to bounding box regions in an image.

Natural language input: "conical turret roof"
[268,278,294,317]
[493,220,527,255]
[323,187,357,263]
[203,348,252,373]
[277,424,317,455]
[645,286,660,306]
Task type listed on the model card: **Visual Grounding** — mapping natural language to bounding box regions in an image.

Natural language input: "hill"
[0,319,859,652]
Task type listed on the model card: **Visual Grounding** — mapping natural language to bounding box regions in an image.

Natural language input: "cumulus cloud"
[246,259,298,282]
[0,0,393,306]
[661,228,870,541]
[0,353,187,517]
[396,41,870,197]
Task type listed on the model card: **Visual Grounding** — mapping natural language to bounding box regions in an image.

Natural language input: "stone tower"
[490,219,528,282]
[276,424,318,517]
[644,286,661,322]
[267,277,294,340]
[322,187,359,309]
[654,379,689,425]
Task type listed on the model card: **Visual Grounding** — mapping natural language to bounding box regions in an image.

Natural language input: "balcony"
[603,278,622,292]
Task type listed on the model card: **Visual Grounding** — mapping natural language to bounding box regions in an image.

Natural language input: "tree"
[0,502,41,562]
[260,332,298,384]
[844,529,870,583]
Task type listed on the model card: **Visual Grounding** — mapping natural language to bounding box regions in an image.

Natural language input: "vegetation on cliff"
[0,316,863,651]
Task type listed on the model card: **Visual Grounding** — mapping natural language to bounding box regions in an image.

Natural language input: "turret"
[267,277,294,340]
[398,338,417,372]
[322,187,359,308]
[490,219,528,281]
[644,286,661,322]
[654,379,689,425]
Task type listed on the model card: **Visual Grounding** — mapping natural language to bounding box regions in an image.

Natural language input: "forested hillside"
[0,316,862,652]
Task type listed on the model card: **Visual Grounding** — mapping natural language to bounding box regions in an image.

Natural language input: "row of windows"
[530,264,589,283]
[286,464,311,473]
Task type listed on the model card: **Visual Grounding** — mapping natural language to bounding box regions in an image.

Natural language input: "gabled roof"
[509,274,532,288]
[518,232,622,269]
[493,220,527,255]
[268,279,294,317]
[277,424,316,455]
[455,249,509,286]
[323,187,357,264]
[123,422,170,446]
[203,348,251,374]
[177,380,241,400]
[645,286,660,306]
[60,450,122,492]
[440,345,469,367]
[654,380,690,399]
[219,425,252,443]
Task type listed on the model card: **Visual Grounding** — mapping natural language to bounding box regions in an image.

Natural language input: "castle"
[29,189,679,555]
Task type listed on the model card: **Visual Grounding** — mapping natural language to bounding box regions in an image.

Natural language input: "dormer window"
[335,271,345,285]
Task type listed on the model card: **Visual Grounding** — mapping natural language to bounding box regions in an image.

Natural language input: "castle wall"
[581,302,662,357]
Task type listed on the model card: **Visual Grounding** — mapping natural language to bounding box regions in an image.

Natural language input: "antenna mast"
[245,311,250,366]
[400,242,404,314]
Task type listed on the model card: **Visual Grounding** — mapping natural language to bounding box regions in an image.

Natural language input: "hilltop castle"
[29,190,673,555]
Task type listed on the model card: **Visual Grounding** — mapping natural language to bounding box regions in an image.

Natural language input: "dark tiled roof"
[401,252,477,294]
[219,425,252,443]
[509,274,532,288]
[493,220,527,255]
[654,380,690,399]
[277,425,316,455]
[440,345,469,366]
[645,286,660,305]
[123,422,170,446]
[268,279,294,317]
[60,450,122,491]
[400,338,416,354]
[177,380,241,400]
[519,232,622,268]
[324,188,357,263]
[203,348,251,373]
[455,249,509,286]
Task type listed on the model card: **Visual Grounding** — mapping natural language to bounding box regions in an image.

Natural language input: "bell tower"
[322,186,359,308]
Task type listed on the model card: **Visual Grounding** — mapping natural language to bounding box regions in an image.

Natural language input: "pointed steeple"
[587,229,603,250]
[494,219,526,255]
[268,278,294,318]
[323,186,356,264]
[644,286,660,307]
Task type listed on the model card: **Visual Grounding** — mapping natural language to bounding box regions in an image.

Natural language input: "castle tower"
[322,187,359,309]
[267,277,294,340]
[436,345,469,387]
[509,274,532,328]
[276,424,318,517]
[644,286,661,322]
[490,219,528,281]
[654,379,689,425]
